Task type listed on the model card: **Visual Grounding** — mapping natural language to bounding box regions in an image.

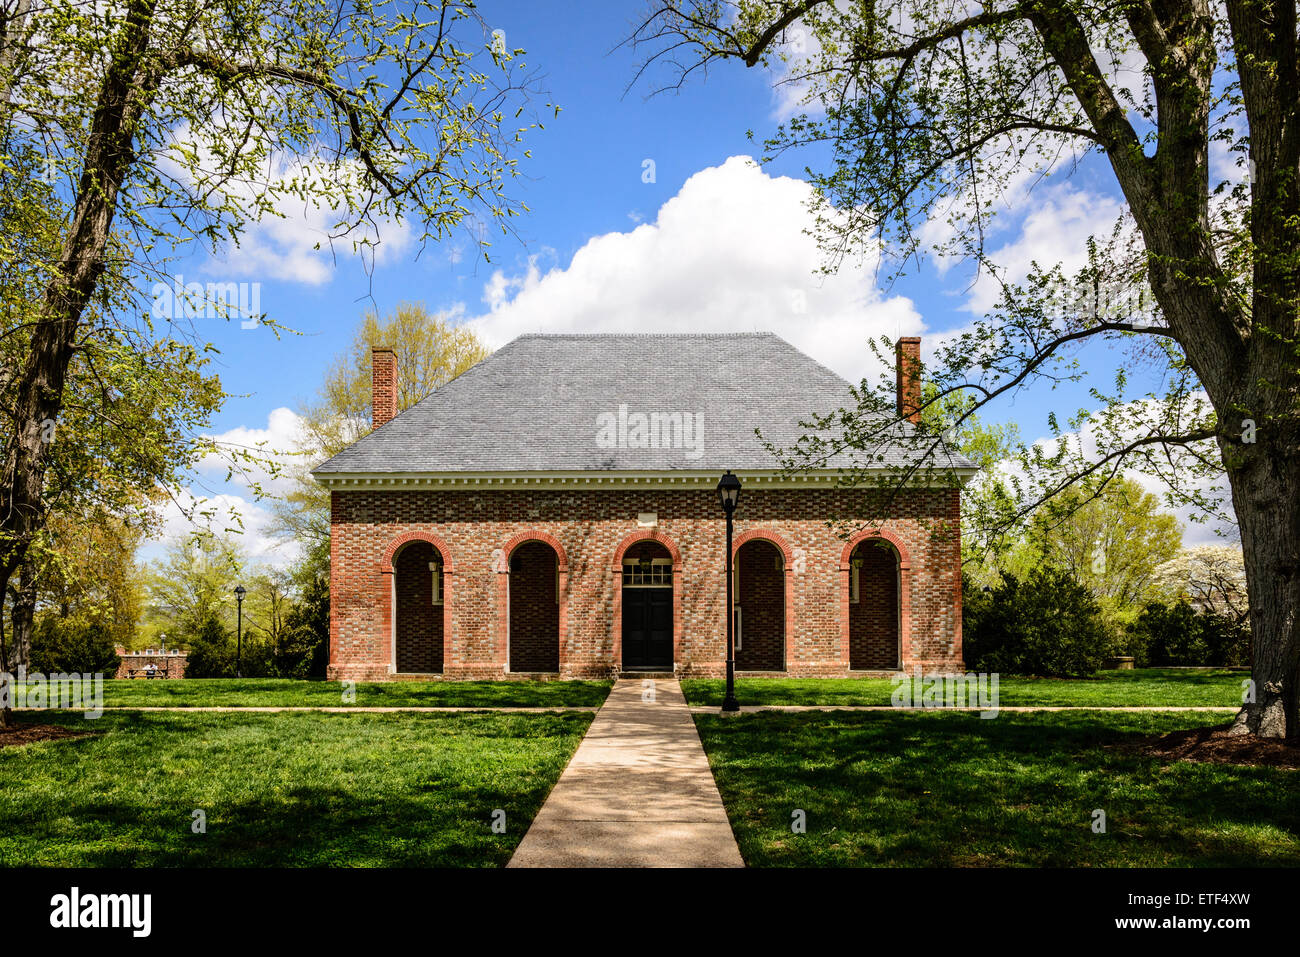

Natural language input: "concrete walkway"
[508,678,743,868]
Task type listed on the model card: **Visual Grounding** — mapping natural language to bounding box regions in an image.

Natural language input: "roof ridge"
[512,331,779,339]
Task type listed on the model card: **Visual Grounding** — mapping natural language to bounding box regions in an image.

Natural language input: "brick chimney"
[372,347,397,429]
[895,336,922,425]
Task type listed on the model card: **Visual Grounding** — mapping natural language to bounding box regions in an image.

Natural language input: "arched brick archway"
[381,531,456,573]
[731,530,794,672]
[499,529,569,571]
[495,530,569,673]
[381,533,455,675]
[612,530,682,672]
[612,528,682,568]
[733,528,794,566]
[839,528,910,670]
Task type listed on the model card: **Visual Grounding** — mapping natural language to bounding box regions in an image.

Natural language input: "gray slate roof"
[312,333,975,475]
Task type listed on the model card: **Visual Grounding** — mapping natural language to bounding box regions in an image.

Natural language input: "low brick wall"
[114,651,188,679]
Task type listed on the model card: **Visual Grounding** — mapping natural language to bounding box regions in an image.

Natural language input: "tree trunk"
[1220,0,1300,740]
[0,0,157,626]
[1079,4,1299,738]
[8,559,35,673]
[1223,420,1300,740]
[0,591,10,729]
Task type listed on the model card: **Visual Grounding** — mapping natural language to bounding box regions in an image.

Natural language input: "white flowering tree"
[1152,546,1250,625]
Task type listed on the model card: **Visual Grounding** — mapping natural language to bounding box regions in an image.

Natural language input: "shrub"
[1200,612,1251,667]
[272,625,323,680]
[183,614,236,678]
[182,609,321,679]
[280,570,329,679]
[183,613,280,678]
[1128,600,1251,667]
[237,633,275,678]
[964,567,1110,677]
[29,615,121,675]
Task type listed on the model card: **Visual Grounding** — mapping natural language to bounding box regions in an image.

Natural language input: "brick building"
[313,333,975,681]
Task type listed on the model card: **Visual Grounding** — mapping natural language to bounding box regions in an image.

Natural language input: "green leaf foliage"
[964,567,1110,677]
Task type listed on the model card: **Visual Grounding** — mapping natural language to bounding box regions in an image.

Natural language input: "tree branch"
[166,50,400,199]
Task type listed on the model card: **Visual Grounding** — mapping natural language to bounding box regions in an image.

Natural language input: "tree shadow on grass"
[0,710,590,867]
[695,711,1300,867]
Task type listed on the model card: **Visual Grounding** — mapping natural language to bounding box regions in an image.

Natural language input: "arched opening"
[620,539,674,671]
[849,539,901,670]
[393,540,445,674]
[509,540,560,672]
[735,538,785,671]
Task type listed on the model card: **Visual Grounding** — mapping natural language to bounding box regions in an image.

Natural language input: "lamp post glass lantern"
[717,471,742,712]
[234,585,246,679]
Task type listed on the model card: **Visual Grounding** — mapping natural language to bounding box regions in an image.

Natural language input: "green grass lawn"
[68,677,612,709]
[682,668,1245,708]
[0,709,592,866]
[694,710,1298,866]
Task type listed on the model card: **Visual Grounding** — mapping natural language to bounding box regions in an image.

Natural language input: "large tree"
[1,130,222,699]
[0,0,546,703]
[1152,544,1250,623]
[16,504,150,650]
[273,301,490,550]
[144,532,247,642]
[1024,476,1183,619]
[631,1,1299,737]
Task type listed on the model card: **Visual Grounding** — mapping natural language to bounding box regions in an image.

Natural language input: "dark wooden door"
[622,588,672,669]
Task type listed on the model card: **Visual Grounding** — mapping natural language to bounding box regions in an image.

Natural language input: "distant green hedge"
[30,615,121,675]
[963,568,1109,677]
[181,611,323,679]
[1126,600,1250,667]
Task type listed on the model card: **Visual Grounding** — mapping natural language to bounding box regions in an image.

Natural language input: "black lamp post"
[234,585,246,678]
[717,471,742,713]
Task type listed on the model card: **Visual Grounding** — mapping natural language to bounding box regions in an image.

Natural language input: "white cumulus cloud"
[964,183,1125,316]
[196,406,308,499]
[141,489,299,571]
[464,155,922,383]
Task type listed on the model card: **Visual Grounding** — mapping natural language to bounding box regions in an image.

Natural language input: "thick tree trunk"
[7,559,35,673]
[1063,1,1300,738]
[1220,0,1300,740]
[1224,438,1300,739]
[0,0,156,625]
[0,586,10,728]
[0,481,12,730]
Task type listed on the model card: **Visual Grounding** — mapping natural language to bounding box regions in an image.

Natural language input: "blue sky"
[149,0,1219,565]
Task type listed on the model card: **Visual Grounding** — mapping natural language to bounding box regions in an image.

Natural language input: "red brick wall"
[849,541,900,669]
[896,337,922,424]
[327,486,962,680]
[508,540,560,672]
[736,538,784,671]
[394,540,444,673]
[372,348,397,428]
[114,653,187,679]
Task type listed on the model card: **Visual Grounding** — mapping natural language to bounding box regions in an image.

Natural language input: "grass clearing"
[682,669,1244,708]
[57,677,612,710]
[0,709,591,866]
[694,709,1298,867]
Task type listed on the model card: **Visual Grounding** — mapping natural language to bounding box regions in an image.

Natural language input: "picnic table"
[126,667,167,679]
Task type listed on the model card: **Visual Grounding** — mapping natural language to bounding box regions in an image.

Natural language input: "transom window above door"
[622,557,672,587]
